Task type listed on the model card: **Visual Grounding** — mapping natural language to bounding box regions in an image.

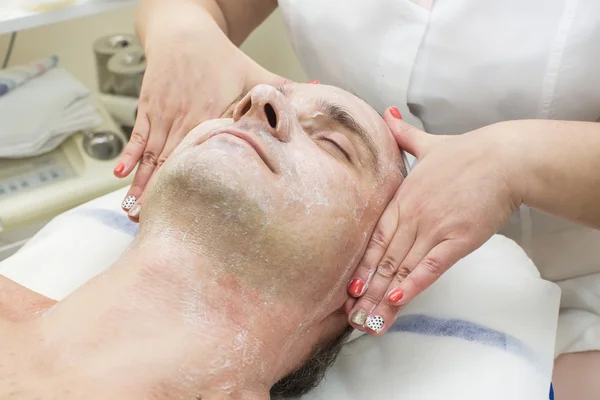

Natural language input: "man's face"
[144,84,403,310]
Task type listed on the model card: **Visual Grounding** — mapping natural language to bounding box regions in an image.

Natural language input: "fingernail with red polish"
[390,106,402,120]
[348,278,365,297]
[307,80,320,84]
[388,289,404,304]
[114,163,125,175]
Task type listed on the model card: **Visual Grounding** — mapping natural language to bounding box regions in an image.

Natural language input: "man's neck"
[19,237,317,399]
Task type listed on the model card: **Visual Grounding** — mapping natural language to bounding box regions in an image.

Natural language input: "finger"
[128,123,181,221]
[360,239,431,335]
[125,193,144,223]
[383,108,432,159]
[344,297,357,315]
[121,116,170,212]
[114,107,150,178]
[155,118,193,172]
[347,199,402,298]
[389,239,465,307]
[348,227,419,334]
[362,239,435,335]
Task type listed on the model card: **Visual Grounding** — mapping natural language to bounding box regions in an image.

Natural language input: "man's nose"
[233,85,291,142]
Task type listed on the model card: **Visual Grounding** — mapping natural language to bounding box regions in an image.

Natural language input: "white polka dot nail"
[366,315,385,333]
[122,195,136,210]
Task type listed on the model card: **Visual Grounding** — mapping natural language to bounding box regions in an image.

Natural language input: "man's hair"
[270,326,354,399]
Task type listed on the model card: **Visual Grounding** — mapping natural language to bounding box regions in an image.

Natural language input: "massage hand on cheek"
[347,116,600,337]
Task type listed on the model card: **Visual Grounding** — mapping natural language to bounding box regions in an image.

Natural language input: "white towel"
[0,67,103,158]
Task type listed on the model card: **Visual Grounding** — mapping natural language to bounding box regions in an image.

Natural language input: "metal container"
[93,34,140,94]
[107,45,146,97]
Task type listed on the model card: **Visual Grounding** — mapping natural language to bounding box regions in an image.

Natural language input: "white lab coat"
[278,0,600,355]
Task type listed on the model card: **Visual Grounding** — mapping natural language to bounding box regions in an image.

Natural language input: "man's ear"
[318,306,350,342]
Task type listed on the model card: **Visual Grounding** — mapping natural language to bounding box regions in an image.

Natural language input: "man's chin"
[154,147,275,223]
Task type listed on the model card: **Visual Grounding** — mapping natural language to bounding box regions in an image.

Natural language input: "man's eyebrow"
[317,99,379,169]
[274,85,287,95]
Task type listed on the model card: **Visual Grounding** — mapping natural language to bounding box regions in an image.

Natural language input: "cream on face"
[149,83,403,305]
[181,84,400,217]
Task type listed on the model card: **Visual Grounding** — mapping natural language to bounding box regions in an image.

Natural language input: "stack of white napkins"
[0,67,103,158]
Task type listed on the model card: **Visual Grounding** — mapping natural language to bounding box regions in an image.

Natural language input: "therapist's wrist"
[137,0,229,52]
[143,12,236,64]
[487,119,544,210]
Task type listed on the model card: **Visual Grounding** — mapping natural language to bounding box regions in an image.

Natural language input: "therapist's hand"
[346,109,522,334]
[113,23,289,220]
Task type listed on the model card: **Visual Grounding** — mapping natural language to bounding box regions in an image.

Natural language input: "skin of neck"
[6,229,343,400]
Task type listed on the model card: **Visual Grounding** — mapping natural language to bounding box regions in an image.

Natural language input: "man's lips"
[207,129,277,173]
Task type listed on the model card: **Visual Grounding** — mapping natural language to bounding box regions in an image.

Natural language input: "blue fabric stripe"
[76,208,139,236]
[389,314,542,370]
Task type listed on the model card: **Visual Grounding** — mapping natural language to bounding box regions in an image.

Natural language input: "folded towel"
[0,55,58,97]
[0,67,103,158]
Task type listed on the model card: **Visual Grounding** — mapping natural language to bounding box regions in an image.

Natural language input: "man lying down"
[0,83,406,399]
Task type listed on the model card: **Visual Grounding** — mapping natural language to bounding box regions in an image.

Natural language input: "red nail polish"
[388,289,404,304]
[390,106,402,120]
[307,80,320,84]
[348,278,365,297]
[114,163,125,174]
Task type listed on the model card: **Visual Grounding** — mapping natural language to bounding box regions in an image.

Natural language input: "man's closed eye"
[313,134,352,162]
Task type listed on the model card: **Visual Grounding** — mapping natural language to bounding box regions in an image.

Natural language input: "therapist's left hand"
[346,109,522,335]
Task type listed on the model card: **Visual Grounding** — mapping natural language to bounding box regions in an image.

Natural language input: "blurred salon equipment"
[0,85,131,260]
[93,33,143,134]
[0,1,139,260]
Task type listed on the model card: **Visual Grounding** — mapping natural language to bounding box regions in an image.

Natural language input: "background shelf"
[0,0,138,35]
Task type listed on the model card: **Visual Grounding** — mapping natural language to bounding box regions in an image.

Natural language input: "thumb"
[383,107,432,159]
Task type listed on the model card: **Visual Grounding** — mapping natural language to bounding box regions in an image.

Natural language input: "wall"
[0,6,307,91]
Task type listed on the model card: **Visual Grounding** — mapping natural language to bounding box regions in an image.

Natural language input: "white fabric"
[0,188,560,400]
[554,274,600,355]
[0,187,135,300]
[304,235,559,400]
[0,67,103,158]
[278,0,600,354]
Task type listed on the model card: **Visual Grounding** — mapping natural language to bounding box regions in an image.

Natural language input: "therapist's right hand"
[114,24,290,220]
[346,111,522,334]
